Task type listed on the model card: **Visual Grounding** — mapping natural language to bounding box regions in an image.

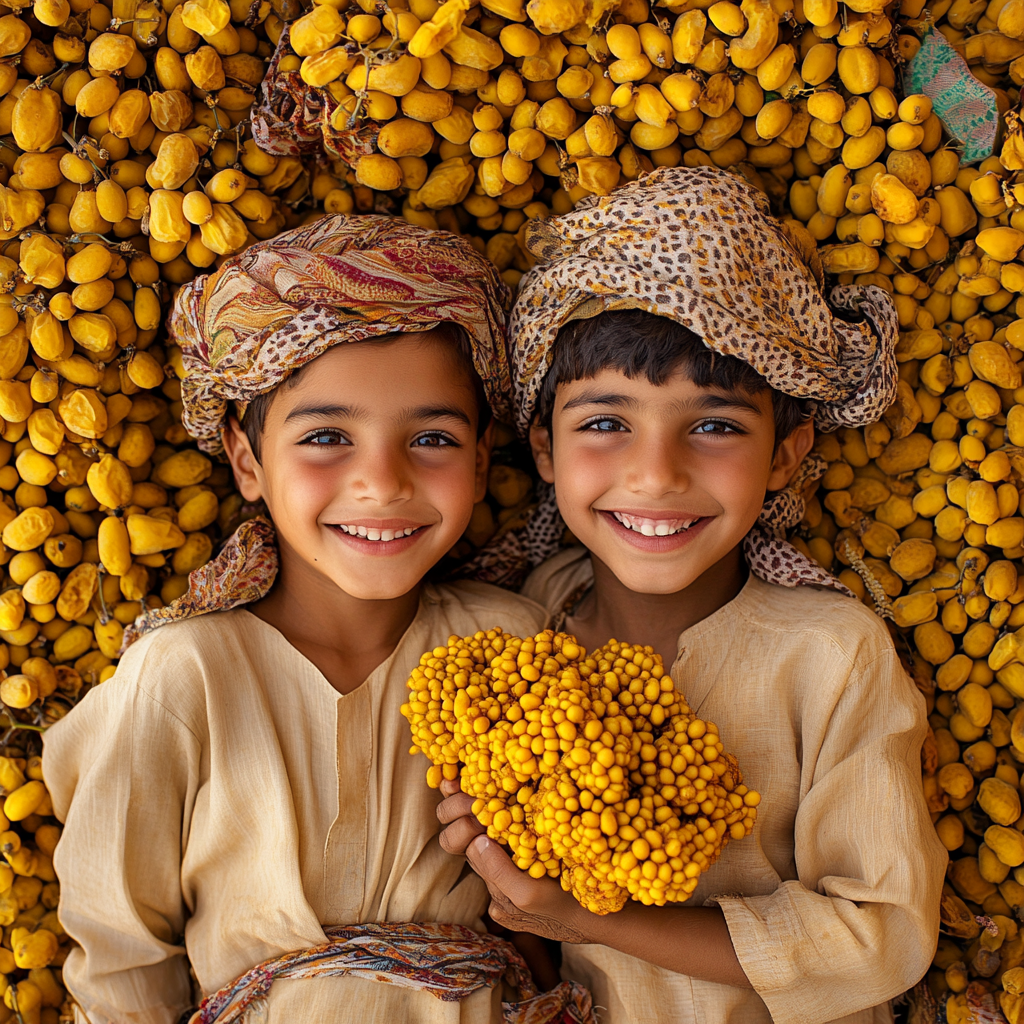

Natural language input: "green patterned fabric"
[904,26,998,165]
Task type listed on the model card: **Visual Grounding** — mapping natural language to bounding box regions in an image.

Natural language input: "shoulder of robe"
[737,576,899,668]
[40,613,242,784]
[86,608,260,712]
[427,579,549,638]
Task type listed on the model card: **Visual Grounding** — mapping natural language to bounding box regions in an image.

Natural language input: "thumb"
[466,835,523,894]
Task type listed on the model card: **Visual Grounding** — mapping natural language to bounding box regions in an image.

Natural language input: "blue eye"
[694,420,739,435]
[413,432,458,447]
[584,418,626,432]
[300,429,348,446]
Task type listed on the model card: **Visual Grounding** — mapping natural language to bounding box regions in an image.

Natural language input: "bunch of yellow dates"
[402,629,759,915]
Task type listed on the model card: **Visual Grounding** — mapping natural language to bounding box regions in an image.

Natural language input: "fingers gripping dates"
[402,629,759,915]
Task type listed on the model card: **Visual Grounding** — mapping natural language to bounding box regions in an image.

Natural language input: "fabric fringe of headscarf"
[742,452,853,596]
[187,922,594,1024]
[121,517,277,650]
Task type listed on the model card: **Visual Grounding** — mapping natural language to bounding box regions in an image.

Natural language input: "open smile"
[333,524,421,541]
[610,511,702,537]
[327,521,431,555]
[599,509,711,550]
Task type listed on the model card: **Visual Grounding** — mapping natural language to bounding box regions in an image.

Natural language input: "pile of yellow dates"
[5,0,1024,998]
[777,26,1024,1015]
[0,0,329,1014]
[402,629,760,914]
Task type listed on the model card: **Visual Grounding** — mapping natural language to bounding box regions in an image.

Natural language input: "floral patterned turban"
[509,164,900,439]
[125,214,514,648]
[470,165,903,595]
[170,214,512,457]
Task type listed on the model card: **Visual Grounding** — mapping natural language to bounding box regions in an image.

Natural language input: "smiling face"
[531,366,814,596]
[223,331,491,602]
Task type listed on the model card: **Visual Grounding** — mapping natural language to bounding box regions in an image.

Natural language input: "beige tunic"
[43,581,546,1024]
[522,549,946,1024]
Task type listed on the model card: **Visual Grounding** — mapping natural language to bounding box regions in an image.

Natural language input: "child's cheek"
[279,460,342,523]
[552,442,616,526]
[418,456,481,537]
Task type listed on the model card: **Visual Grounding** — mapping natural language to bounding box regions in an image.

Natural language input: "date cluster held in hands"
[402,627,760,915]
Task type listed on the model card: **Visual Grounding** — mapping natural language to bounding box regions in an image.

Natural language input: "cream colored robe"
[522,548,946,1024]
[43,582,547,1024]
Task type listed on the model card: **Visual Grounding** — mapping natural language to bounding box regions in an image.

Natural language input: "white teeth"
[337,525,420,541]
[610,512,699,537]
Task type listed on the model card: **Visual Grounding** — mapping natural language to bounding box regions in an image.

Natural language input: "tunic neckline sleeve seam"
[132,684,204,746]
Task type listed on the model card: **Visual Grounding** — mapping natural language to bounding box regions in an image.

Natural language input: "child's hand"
[466,835,590,945]
[436,778,486,856]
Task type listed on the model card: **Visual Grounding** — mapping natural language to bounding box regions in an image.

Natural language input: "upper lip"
[327,520,428,530]
[598,508,707,520]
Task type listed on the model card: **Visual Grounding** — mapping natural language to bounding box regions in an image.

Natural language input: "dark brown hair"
[535,309,810,447]
[240,323,490,461]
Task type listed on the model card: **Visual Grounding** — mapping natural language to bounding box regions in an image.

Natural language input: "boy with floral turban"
[41,216,593,1024]
[437,167,946,1024]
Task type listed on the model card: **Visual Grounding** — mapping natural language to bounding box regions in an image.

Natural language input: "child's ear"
[474,419,495,504]
[529,419,554,484]
[222,417,264,503]
[766,417,815,491]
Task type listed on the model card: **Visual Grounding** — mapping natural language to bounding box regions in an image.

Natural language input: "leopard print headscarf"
[467,166,900,593]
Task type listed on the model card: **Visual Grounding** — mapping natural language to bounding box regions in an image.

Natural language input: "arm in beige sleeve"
[713,646,947,1024]
[44,674,200,1024]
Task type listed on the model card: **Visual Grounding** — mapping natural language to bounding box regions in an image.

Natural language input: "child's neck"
[567,546,748,664]
[249,537,423,696]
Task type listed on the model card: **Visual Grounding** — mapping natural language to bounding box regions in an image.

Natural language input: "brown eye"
[413,433,457,447]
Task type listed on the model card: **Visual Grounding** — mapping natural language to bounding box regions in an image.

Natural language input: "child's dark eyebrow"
[403,405,473,427]
[283,404,472,427]
[560,390,764,416]
[683,393,765,416]
[284,404,356,422]
[561,390,640,412]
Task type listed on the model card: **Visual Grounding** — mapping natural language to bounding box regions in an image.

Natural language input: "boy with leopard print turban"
[437,167,946,1024]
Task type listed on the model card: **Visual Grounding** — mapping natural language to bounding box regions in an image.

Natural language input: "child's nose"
[628,435,689,495]
[351,447,415,505]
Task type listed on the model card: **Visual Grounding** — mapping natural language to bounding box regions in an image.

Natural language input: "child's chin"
[316,562,432,602]
[592,538,718,595]
[607,559,706,595]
